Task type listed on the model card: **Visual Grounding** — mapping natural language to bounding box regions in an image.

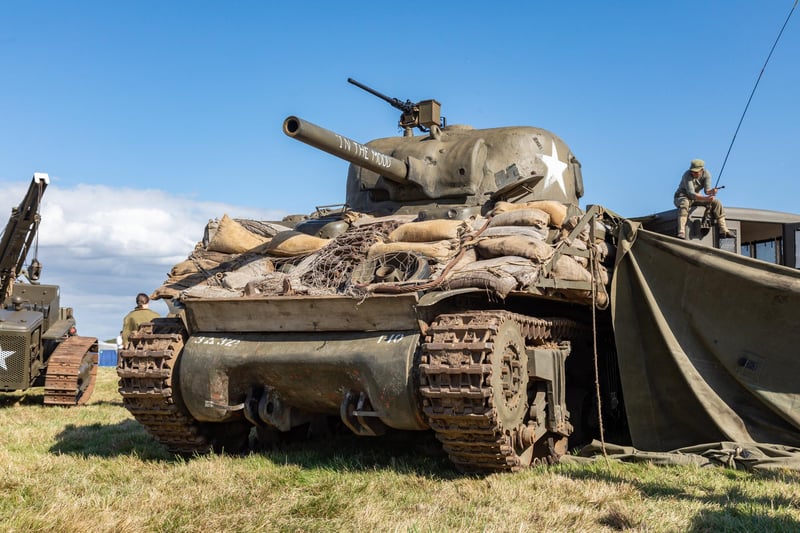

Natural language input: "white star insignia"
[0,345,15,371]
[538,140,569,196]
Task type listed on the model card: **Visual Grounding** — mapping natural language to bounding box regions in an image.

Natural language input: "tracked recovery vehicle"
[119,80,625,472]
[1,173,98,405]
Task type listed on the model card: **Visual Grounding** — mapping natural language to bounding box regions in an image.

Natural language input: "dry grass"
[1,368,799,532]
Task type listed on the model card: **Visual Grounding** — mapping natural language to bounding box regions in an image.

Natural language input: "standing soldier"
[121,293,160,346]
[674,159,733,239]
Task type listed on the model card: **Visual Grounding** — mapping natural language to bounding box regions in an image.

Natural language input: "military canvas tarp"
[611,221,800,455]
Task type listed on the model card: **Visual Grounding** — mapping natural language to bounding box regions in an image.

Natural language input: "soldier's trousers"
[674,196,727,234]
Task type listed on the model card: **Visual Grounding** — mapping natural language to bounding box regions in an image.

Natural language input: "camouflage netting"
[151,206,614,304]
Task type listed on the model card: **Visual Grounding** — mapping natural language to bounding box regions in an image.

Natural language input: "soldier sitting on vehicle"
[673,158,733,239]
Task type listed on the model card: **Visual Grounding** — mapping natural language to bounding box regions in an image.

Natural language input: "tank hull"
[179,328,425,431]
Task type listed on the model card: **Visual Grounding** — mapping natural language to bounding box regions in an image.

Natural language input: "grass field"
[1,367,799,532]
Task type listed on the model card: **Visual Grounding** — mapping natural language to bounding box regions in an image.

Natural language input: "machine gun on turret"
[347,78,444,135]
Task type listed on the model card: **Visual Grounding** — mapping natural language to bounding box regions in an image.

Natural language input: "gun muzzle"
[282,116,409,184]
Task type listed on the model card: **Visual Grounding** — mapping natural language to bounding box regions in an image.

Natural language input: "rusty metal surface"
[183,293,420,333]
[419,311,578,472]
[43,335,98,406]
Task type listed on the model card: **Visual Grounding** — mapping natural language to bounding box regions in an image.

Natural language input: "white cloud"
[1,180,285,342]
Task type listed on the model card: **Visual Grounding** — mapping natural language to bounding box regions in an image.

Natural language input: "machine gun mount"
[347,77,444,136]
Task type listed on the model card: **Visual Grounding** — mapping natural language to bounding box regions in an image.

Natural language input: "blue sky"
[1,1,798,340]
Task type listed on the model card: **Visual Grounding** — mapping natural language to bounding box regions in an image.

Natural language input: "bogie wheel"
[420,311,558,472]
[489,318,533,467]
[420,311,578,472]
[490,319,529,435]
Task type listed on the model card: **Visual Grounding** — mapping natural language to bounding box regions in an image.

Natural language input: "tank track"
[43,335,99,406]
[419,311,578,472]
[117,318,211,454]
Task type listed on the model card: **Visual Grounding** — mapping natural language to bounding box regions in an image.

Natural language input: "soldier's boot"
[717,217,734,238]
[677,213,688,239]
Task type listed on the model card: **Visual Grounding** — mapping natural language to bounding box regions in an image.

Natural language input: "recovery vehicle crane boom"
[0,173,99,405]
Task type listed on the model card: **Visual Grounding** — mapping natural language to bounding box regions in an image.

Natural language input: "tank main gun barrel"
[282,116,410,184]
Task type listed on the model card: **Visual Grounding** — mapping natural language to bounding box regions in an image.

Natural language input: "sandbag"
[236,220,294,239]
[492,200,568,227]
[183,284,243,299]
[481,225,549,241]
[266,231,330,257]
[243,272,296,296]
[352,213,419,227]
[456,256,540,286]
[170,257,223,277]
[446,256,539,297]
[593,241,617,264]
[448,247,478,273]
[151,271,218,300]
[368,240,458,263]
[488,208,549,229]
[388,219,469,243]
[561,215,590,242]
[476,235,554,263]
[220,259,276,290]
[444,272,518,298]
[151,285,182,300]
[193,249,238,264]
[552,255,592,282]
[561,238,588,267]
[207,214,270,254]
[471,216,490,231]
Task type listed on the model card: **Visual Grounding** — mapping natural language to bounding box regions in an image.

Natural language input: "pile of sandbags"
[264,231,331,257]
[440,205,556,295]
[153,214,296,300]
[444,256,540,298]
[206,214,271,253]
[442,201,615,301]
[152,245,278,300]
[154,213,397,300]
[556,215,613,285]
[151,205,617,305]
[367,219,468,263]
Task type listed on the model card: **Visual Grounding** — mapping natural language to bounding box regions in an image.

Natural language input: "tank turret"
[283,79,584,216]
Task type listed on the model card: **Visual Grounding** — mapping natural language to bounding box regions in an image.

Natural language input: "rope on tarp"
[590,213,609,463]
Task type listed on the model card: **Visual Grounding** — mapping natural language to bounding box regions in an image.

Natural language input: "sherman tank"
[115,80,633,472]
